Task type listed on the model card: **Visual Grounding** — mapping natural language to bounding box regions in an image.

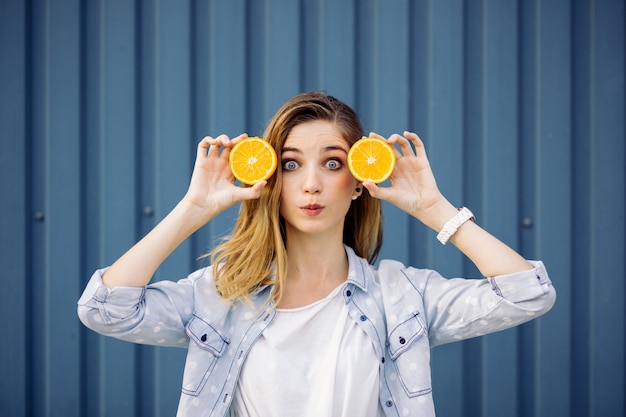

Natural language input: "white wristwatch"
[436,207,475,245]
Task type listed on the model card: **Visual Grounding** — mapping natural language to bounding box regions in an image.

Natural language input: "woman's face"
[278,120,361,241]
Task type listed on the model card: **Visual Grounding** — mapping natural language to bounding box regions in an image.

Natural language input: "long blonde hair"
[209,92,383,305]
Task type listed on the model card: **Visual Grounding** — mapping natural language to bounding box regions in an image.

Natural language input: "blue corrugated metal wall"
[1,0,624,416]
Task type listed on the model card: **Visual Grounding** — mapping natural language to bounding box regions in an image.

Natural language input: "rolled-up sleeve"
[488,261,555,306]
[409,260,556,347]
[77,268,200,348]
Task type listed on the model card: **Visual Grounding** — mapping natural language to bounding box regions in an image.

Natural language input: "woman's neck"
[278,238,349,309]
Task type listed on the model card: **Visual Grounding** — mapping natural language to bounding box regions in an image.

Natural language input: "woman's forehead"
[284,120,347,149]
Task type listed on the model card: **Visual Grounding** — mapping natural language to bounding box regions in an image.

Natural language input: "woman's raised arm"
[102,134,267,288]
[364,131,532,277]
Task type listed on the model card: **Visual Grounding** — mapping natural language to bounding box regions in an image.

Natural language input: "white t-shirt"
[232,283,384,417]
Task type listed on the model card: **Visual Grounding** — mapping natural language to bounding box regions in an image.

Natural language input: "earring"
[352,195,358,200]
[355,187,361,193]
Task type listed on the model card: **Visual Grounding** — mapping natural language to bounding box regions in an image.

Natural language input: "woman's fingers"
[244,180,267,199]
[193,135,234,179]
[361,181,384,199]
[204,134,228,158]
[202,133,250,160]
[403,131,428,159]
[197,136,212,159]
[386,133,411,157]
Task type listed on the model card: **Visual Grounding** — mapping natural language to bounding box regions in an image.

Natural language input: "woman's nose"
[303,167,321,194]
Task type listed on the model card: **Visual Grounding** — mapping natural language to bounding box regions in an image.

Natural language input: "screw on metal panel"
[143,206,154,217]
[522,217,533,228]
[34,212,45,222]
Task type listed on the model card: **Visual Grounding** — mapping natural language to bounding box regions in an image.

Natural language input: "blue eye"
[326,159,342,170]
[283,160,299,171]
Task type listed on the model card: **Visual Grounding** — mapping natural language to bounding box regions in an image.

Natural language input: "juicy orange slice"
[347,137,396,183]
[229,137,277,185]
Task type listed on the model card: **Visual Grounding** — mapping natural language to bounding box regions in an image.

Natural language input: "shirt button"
[399,336,406,344]
[381,357,385,363]
[360,315,367,321]
[385,399,393,407]
[201,334,207,342]
[346,290,352,297]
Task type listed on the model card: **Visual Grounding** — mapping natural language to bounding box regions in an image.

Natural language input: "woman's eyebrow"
[281,145,349,155]
[324,145,348,154]
[281,147,302,155]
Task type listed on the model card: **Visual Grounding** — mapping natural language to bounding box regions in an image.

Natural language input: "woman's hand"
[363,132,449,223]
[183,134,267,221]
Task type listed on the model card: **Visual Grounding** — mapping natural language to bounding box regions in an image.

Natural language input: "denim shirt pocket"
[388,312,432,397]
[182,315,230,396]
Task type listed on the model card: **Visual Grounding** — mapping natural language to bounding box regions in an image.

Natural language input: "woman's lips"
[301,204,324,216]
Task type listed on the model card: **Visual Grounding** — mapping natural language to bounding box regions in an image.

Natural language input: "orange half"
[228,137,277,185]
[347,137,396,183]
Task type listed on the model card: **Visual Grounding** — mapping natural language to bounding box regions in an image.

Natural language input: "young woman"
[78,92,556,417]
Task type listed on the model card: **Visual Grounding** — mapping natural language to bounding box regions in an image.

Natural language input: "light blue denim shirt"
[78,246,555,417]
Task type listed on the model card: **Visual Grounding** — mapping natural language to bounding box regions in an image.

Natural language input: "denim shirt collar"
[250,245,370,297]
[344,245,370,292]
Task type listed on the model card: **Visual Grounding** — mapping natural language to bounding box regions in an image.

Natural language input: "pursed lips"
[300,204,324,216]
